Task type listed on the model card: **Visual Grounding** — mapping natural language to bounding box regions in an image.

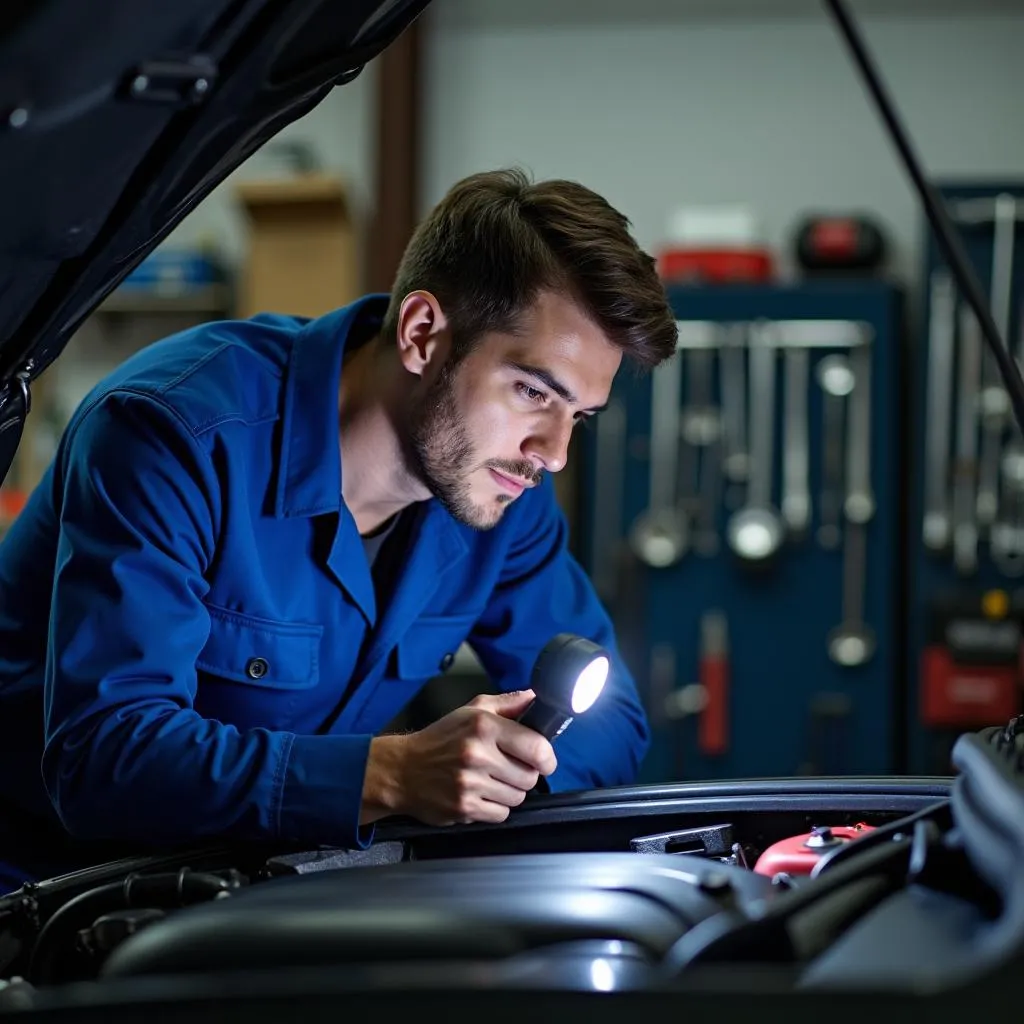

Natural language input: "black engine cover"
[101,852,776,977]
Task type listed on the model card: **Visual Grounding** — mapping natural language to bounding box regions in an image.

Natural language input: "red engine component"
[753,823,875,877]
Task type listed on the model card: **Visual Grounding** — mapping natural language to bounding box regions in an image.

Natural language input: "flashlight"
[516,633,610,741]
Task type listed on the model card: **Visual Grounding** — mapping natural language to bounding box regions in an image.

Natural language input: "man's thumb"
[472,689,536,719]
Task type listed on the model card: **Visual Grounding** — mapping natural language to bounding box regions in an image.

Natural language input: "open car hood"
[1,1,1021,491]
[0,0,429,486]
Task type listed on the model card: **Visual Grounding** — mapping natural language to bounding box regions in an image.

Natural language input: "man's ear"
[395,290,450,378]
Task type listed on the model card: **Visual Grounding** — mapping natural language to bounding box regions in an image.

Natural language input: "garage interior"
[5,0,1023,785]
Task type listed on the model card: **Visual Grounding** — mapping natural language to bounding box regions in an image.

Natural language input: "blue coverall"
[0,295,649,892]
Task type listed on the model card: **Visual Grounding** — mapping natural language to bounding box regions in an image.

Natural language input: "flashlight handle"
[516,699,573,742]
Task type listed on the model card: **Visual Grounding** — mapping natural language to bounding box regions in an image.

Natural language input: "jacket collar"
[270,293,468,629]
[273,294,390,519]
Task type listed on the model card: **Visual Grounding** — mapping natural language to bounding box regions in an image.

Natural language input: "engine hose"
[809,799,951,879]
[28,868,243,986]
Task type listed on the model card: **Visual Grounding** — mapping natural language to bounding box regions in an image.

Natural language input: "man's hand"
[360,690,557,827]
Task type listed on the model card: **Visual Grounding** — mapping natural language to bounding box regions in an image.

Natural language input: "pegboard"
[907,181,1024,776]
[579,281,906,783]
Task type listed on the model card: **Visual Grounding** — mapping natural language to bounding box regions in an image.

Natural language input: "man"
[0,168,678,892]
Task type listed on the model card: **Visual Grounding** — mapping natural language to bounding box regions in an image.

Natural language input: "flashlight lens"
[571,656,609,714]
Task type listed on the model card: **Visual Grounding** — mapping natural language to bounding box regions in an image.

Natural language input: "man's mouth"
[488,468,530,497]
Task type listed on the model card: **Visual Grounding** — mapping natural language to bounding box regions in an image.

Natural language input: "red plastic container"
[658,247,775,284]
[753,823,875,877]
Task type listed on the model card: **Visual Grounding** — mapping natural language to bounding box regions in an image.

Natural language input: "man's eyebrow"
[504,360,608,413]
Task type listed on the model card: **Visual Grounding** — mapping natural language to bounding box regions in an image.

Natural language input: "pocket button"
[246,656,270,680]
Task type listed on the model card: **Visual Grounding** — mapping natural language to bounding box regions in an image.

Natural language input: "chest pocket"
[393,613,479,683]
[198,603,323,689]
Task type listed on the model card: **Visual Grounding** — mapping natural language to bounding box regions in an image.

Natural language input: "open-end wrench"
[976,194,1016,533]
[922,269,956,552]
[590,399,626,602]
[725,324,785,564]
[827,342,875,668]
[679,341,720,510]
[679,336,723,556]
[781,344,811,538]
[718,323,749,509]
[952,303,982,577]
[985,196,1023,574]
[629,355,689,568]
[816,354,853,550]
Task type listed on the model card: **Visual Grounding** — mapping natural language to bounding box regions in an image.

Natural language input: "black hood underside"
[0,0,428,484]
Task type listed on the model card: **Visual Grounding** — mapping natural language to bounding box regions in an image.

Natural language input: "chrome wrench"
[976,194,1016,533]
[781,344,811,538]
[679,337,723,556]
[719,322,749,509]
[629,354,688,568]
[725,326,784,564]
[827,342,875,667]
[815,354,852,551]
[590,399,626,601]
[922,269,956,552]
[952,303,982,577]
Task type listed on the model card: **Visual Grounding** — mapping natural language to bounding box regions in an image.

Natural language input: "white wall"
[421,0,1024,287]
[158,0,1024,290]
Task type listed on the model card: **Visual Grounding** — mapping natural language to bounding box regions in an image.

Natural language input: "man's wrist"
[360,734,409,824]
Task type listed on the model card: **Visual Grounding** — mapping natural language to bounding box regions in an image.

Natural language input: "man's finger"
[470,689,536,719]
[477,776,531,809]
[486,753,540,793]
[494,720,557,777]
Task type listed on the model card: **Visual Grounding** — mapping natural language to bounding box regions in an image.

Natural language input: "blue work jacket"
[0,295,648,892]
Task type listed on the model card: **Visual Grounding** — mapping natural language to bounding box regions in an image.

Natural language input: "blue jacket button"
[246,657,269,680]
[439,652,455,672]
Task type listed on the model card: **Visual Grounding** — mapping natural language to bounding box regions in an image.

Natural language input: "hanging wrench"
[952,303,982,577]
[629,354,689,568]
[719,323,750,510]
[922,269,956,552]
[816,354,853,551]
[976,194,1016,533]
[827,341,875,668]
[781,344,811,538]
[679,331,723,556]
[590,399,626,601]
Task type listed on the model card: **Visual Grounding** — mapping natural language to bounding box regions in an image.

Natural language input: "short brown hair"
[381,168,677,368]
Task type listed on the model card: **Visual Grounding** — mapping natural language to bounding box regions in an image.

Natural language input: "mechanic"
[0,168,678,893]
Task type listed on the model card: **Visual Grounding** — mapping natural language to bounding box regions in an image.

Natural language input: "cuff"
[278,733,376,850]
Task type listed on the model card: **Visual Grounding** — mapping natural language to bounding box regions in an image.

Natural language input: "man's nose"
[523,417,573,473]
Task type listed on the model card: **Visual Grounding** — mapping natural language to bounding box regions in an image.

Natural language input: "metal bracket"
[123,56,218,107]
[0,372,30,432]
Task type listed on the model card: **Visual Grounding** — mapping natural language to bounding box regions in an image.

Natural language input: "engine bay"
[0,775,976,994]
[0,725,1021,1020]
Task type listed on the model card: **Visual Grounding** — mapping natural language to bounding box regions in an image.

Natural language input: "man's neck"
[339,340,429,536]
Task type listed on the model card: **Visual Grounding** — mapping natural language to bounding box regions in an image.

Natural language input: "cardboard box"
[236,174,358,319]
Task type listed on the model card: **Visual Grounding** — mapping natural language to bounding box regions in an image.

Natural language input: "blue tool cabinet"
[578,281,906,783]
[906,181,1024,776]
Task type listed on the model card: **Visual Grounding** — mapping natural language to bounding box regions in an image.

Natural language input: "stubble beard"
[405,360,504,530]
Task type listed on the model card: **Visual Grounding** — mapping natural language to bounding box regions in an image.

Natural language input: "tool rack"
[579,280,906,782]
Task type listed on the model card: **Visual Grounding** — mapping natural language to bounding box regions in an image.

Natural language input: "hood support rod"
[824,0,1024,434]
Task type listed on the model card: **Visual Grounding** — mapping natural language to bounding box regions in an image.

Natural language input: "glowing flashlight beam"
[571,656,608,714]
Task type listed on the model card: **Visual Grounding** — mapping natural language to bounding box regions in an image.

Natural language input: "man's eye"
[516,383,546,403]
